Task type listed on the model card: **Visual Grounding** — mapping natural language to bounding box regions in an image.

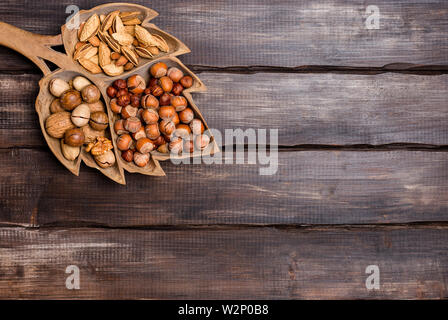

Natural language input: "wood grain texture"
[1,149,447,227]
[2,72,448,147]
[0,0,447,70]
[0,227,447,299]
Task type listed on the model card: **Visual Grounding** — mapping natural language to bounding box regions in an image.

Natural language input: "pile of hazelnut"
[106,62,210,167]
[45,76,116,168]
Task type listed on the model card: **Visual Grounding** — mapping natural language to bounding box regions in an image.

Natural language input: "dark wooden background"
[0,0,447,299]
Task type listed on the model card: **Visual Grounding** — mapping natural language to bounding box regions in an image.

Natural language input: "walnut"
[86,136,113,156]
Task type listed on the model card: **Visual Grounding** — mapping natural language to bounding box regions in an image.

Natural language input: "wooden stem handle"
[0,21,70,75]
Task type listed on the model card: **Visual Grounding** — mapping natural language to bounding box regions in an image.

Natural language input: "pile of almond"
[74,10,169,76]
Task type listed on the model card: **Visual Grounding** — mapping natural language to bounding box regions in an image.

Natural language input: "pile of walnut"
[45,76,116,168]
[75,10,169,76]
[107,62,210,167]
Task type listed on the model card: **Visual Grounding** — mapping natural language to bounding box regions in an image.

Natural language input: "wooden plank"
[0,227,446,299]
[0,0,448,70]
[1,149,447,227]
[2,73,448,147]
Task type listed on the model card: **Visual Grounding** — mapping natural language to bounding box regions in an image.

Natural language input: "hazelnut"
[180,75,193,88]
[179,108,194,124]
[45,111,75,138]
[88,101,105,113]
[113,79,127,90]
[132,126,146,140]
[117,93,131,107]
[124,117,142,133]
[157,143,169,153]
[110,98,122,113]
[167,67,184,83]
[64,128,85,147]
[158,106,176,120]
[116,88,128,97]
[81,84,101,103]
[60,89,82,111]
[195,134,210,151]
[121,105,138,119]
[171,96,188,112]
[174,124,191,139]
[133,152,149,167]
[137,108,144,120]
[190,119,204,135]
[50,99,64,114]
[157,93,169,106]
[121,149,134,162]
[151,85,163,97]
[142,109,159,124]
[49,78,70,97]
[117,134,133,151]
[61,139,80,161]
[169,137,183,154]
[72,76,91,91]
[172,82,184,96]
[90,111,109,130]
[151,135,165,147]
[183,139,195,154]
[148,78,158,88]
[71,104,91,127]
[172,113,180,125]
[159,76,173,92]
[130,94,141,108]
[106,86,117,98]
[136,138,155,153]
[163,134,173,142]
[114,119,127,135]
[145,123,160,140]
[159,119,175,136]
[81,125,105,144]
[94,150,116,168]
[141,94,159,109]
[150,62,168,78]
[127,75,146,94]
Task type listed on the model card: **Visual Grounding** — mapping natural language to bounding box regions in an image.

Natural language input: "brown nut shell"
[124,116,142,133]
[114,119,128,135]
[171,96,188,112]
[141,94,159,109]
[159,119,175,136]
[60,89,82,111]
[45,111,76,138]
[136,137,155,153]
[117,134,133,151]
[179,108,194,124]
[158,106,176,121]
[133,151,149,167]
[190,119,205,135]
[81,84,101,103]
[145,123,161,140]
[141,109,159,124]
[89,111,109,130]
[64,128,85,147]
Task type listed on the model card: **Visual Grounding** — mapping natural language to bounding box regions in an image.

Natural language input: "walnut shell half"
[45,111,75,138]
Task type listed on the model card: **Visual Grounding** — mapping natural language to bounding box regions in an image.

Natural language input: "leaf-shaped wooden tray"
[0,3,219,185]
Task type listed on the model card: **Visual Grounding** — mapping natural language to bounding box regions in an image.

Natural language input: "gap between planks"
[2,64,448,76]
[1,144,448,151]
[3,221,448,231]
